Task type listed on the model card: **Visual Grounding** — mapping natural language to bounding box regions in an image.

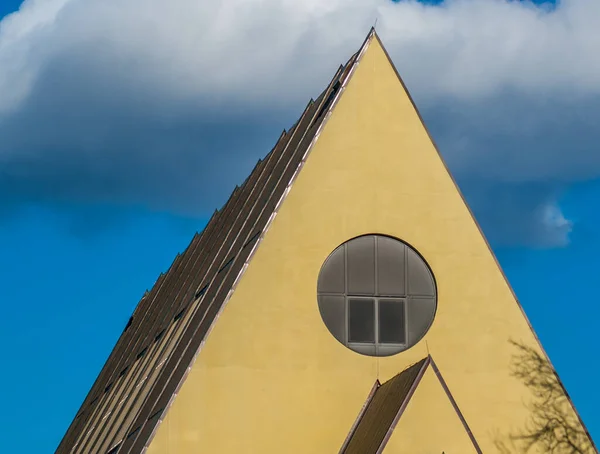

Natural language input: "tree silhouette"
[494,340,595,454]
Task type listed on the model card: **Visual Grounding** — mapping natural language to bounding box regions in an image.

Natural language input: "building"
[56,29,596,454]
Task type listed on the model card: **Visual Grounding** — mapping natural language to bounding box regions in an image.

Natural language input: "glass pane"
[348,298,375,343]
[379,299,406,344]
[347,236,375,295]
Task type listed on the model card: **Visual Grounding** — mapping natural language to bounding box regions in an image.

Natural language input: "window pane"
[379,299,406,344]
[348,298,375,343]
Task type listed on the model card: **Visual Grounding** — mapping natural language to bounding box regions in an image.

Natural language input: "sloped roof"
[55,31,372,454]
[340,358,429,454]
[339,357,483,454]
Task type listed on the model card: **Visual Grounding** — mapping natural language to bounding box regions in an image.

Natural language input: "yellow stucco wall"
[384,366,478,453]
[147,35,584,453]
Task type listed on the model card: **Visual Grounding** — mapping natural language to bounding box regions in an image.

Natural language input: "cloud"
[1,0,598,246]
[460,179,573,248]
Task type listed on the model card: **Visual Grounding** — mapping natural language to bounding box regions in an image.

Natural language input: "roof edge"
[138,35,374,452]
[338,379,381,454]
[375,357,430,454]
[429,358,483,454]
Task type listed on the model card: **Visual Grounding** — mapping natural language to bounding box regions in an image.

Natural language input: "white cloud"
[539,201,573,245]
[460,180,574,248]
[2,0,600,113]
[0,0,597,247]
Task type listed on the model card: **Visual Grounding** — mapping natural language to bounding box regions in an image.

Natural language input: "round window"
[317,235,437,357]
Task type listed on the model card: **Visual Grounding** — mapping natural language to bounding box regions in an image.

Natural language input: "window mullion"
[374,235,379,296]
[375,297,379,354]
[374,237,379,354]
[345,295,349,346]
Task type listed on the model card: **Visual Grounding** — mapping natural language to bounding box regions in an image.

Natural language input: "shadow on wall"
[494,340,595,454]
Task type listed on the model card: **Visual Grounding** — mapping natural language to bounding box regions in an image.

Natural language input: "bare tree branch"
[493,340,594,454]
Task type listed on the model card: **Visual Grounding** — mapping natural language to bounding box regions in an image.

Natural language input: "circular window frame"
[317,234,437,357]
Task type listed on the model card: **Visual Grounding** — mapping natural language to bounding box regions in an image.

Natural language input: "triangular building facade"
[57,30,596,454]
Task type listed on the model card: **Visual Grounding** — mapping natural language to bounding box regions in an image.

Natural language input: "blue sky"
[0,1,19,18]
[1,0,599,452]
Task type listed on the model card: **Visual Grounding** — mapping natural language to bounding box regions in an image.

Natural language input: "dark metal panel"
[161,158,267,330]
[317,245,345,294]
[59,241,193,453]
[407,297,436,347]
[135,185,240,344]
[347,236,375,295]
[86,308,193,452]
[98,306,196,453]
[106,188,232,373]
[123,113,318,454]
[318,295,346,343]
[104,153,273,451]
[406,248,435,297]
[79,213,222,450]
[62,200,222,452]
[376,236,406,297]
[375,345,405,357]
[102,178,254,451]
[101,302,189,452]
[57,264,172,451]
[57,44,355,454]
[123,76,338,453]
[349,344,377,356]
[73,231,207,453]
[117,150,294,451]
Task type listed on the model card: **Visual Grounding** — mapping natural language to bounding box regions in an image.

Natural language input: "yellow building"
[57,29,596,454]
